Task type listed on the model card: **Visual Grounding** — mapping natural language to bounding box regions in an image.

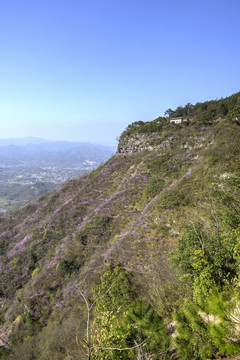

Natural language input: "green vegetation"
[91,267,170,359]
[165,92,240,123]
[119,91,240,142]
[169,184,240,358]
[123,117,167,136]
[0,181,58,213]
[0,92,239,359]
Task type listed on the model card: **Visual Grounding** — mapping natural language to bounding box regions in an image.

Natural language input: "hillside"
[0,93,240,359]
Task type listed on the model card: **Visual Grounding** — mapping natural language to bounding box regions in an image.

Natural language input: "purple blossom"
[6,263,12,272]
[63,198,73,206]
[80,201,89,205]
[80,215,90,227]
[53,197,73,215]
[29,291,44,299]
[62,282,79,299]
[131,173,141,180]
[8,234,31,258]
[94,189,126,213]
[109,161,121,169]
[55,301,66,309]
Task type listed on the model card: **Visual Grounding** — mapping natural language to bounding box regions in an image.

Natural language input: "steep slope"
[0,109,240,358]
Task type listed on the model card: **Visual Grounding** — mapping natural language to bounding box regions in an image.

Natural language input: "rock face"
[117,128,210,154]
[118,132,175,154]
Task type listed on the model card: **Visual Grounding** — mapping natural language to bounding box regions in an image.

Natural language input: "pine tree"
[120,298,171,360]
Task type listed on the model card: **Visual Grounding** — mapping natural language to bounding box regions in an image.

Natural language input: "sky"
[0,0,239,145]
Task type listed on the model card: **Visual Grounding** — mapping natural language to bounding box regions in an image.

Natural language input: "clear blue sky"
[0,0,239,145]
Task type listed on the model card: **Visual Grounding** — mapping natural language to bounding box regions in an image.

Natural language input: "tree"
[164,108,174,118]
[169,223,207,284]
[76,267,148,360]
[228,95,240,124]
[174,288,240,359]
[92,266,135,359]
[185,102,194,116]
[217,102,228,117]
[120,298,171,360]
[169,222,240,297]
[93,267,134,312]
[174,298,217,360]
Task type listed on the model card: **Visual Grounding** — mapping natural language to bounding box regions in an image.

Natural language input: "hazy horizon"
[0,136,117,148]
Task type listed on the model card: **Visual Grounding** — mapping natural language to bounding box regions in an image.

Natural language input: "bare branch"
[92,336,150,352]
[78,288,90,312]
[191,221,205,251]
[76,287,91,360]
[90,282,113,310]
[75,281,153,359]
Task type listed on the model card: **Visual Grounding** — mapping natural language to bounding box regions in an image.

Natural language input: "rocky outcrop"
[117,130,211,154]
[117,132,175,154]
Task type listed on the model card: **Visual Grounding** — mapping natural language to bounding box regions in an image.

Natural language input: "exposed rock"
[118,132,175,154]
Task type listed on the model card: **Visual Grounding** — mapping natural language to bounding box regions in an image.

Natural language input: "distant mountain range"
[0,137,116,212]
[0,138,116,168]
[0,137,51,146]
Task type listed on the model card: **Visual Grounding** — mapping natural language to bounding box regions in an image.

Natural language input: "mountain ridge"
[0,137,116,148]
[0,92,240,359]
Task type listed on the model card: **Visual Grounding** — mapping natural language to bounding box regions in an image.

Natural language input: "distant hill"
[0,141,115,167]
[0,137,51,147]
[0,139,116,212]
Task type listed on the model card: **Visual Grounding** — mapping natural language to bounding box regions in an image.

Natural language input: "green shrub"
[0,313,5,325]
[144,177,165,200]
[75,231,87,245]
[95,215,111,228]
[57,259,77,276]
[0,346,10,359]
[160,184,192,208]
